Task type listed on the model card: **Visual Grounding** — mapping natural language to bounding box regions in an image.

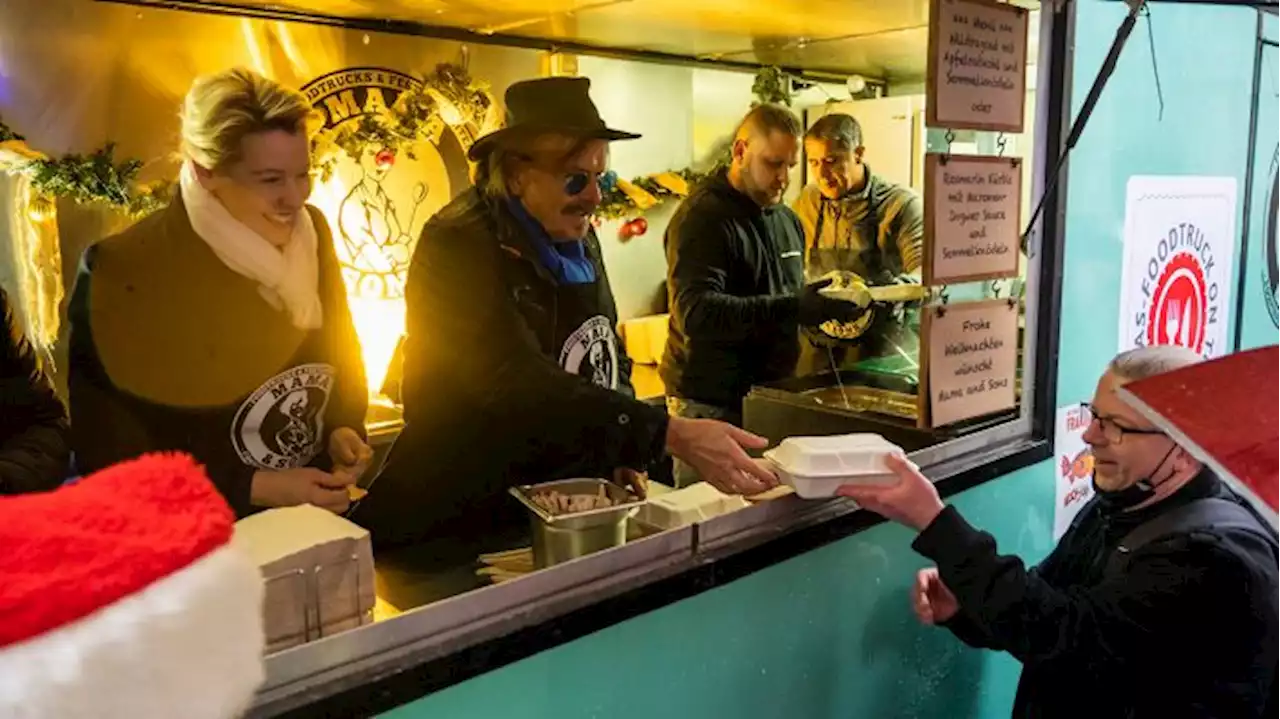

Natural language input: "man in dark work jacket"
[840,345,1278,718]
[661,104,861,487]
[0,287,69,493]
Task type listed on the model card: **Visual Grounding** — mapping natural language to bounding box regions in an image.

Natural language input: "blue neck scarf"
[505,199,597,285]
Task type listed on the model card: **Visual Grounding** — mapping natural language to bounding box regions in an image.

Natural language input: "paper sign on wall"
[1119,176,1237,359]
[926,0,1030,133]
[923,154,1023,284]
[922,299,1020,427]
[1054,403,1095,541]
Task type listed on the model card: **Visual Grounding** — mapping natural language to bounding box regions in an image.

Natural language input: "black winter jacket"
[916,470,1278,717]
[67,196,368,516]
[357,188,669,545]
[0,287,69,493]
[660,170,806,410]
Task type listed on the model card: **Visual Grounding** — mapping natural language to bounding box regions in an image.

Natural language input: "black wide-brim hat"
[467,76,641,161]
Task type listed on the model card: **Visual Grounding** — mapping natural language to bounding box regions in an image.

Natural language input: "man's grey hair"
[805,112,863,153]
[473,145,520,199]
[1108,345,1205,384]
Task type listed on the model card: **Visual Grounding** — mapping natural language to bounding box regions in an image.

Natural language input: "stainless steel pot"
[509,478,643,569]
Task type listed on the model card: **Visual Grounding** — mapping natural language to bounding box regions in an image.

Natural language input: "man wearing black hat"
[359,77,778,546]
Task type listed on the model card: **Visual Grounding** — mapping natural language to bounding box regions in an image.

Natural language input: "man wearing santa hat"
[0,452,266,719]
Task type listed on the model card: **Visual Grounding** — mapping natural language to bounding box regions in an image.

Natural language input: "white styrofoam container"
[763,434,904,499]
[635,482,749,529]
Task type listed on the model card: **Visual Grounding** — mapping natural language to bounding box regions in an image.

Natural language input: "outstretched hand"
[666,417,779,496]
[912,567,960,625]
[836,453,945,531]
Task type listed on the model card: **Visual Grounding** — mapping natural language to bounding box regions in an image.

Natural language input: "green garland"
[0,121,172,218]
[751,66,793,106]
[594,65,789,221]
[0,123,22,143]
[596,166,714,221]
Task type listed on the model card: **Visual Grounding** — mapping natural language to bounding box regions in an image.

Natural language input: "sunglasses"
[564,170,618,197]
[516,153,616,197]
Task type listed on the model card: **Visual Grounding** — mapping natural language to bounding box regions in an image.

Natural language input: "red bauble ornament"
[618,217,649,241]
[375,148,396,169]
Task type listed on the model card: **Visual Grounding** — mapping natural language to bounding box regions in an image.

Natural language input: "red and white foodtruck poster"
[1054,403,1095,541]
[1119,176,1238,359]
[1118,345,1279,530]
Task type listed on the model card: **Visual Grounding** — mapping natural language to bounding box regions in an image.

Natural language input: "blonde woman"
[67,68,370,517]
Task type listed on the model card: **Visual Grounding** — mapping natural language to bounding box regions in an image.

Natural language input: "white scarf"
[179,161,323,330]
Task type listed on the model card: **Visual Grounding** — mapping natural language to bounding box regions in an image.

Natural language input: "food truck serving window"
[257,3,1067,712]
[11,0,1069,713]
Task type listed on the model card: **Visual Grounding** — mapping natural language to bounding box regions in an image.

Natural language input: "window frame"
[241,5,1077,717]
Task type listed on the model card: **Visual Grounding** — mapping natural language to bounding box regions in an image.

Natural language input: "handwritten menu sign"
[922,299,1019,427]
[926,0,1030,133]
[923,154,1022,284]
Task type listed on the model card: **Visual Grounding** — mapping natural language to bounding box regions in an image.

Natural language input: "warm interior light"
[437,100,464,127]
[308,172,406,398]
[346,295,404,396]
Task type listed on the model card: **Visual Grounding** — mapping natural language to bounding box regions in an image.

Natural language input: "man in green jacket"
[792,112,925,376]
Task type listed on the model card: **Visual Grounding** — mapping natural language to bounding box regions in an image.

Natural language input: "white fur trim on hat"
[0,542,265,719]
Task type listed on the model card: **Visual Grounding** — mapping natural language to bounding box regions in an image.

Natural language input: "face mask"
[1092,443,1179,510]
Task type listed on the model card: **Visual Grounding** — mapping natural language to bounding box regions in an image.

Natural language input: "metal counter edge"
[247,433,1048,719]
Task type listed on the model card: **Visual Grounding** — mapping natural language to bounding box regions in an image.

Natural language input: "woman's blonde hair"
[180,67,312,172]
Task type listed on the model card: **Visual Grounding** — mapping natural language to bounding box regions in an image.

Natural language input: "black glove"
[797,278,866,326]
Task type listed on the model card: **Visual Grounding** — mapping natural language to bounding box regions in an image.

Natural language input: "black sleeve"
[912,506,1242,666]
[666,210,799,342]
[937,507,1082,651]
[405,219,668,474]
[0,288,70,493]
[67,250,258,514]
[939,608,1004,650]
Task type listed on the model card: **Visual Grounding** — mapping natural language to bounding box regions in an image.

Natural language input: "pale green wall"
[382,475,1051,719]
[380,3,1272,717]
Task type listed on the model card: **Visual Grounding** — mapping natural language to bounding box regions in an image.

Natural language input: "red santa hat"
[0,453,266,719]
[1117,344,1279,528]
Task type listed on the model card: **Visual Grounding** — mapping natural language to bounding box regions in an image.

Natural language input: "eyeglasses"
[1079,403,1165,445]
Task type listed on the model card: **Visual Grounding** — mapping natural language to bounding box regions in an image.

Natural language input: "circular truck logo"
[1264,148,1278,328]
[1145,251,1210,354]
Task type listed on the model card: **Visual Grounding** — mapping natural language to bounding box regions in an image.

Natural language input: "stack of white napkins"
[234,506,375,653]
